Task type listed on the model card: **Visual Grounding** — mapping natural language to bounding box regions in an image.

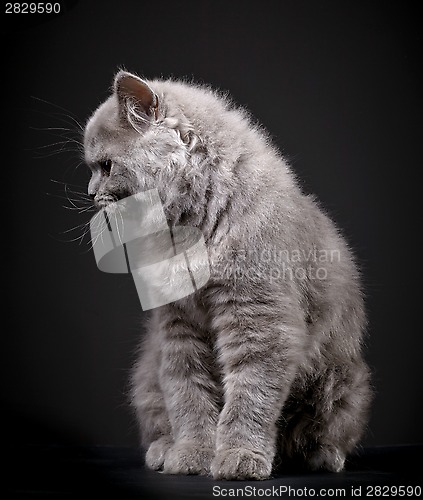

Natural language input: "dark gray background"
[3,0,422,449]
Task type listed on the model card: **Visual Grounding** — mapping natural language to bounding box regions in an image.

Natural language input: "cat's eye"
[99,159,113,175]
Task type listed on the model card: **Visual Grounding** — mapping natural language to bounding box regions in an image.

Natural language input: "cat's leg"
[280,359,372,472]
[159,303,221,475]
[210,294,307,480]
[131,313,173,471]
[306,359,371,472]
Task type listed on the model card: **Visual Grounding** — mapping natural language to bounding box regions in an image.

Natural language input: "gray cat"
[84,71,372,480]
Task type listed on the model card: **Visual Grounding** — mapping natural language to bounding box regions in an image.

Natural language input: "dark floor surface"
[7,444,422,499]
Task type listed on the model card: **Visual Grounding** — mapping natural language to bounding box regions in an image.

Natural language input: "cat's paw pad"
[145,436,174,471]
[163,442,214,475]
[211,448,272,480]
[308,446,345,473]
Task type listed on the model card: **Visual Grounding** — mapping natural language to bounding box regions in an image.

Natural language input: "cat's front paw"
[145,436,174,471]
[163,441,214,475]
[211,448,272,480]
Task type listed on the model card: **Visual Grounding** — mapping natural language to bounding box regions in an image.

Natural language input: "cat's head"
[84,71,191,210]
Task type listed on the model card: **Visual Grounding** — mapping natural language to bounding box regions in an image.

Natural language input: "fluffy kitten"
[83,71,372,480]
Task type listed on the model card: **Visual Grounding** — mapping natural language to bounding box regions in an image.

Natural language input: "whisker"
[79,205,96,214]
[29,107,84,136]
[61,220,93,234]
[70,160,86,175]
[114,209,124,247]
[30,128,84,151]
[65,227,93,244]
[47,193,92,205]
[33,148,82,159]
[50,179,87,188]
[62,190,92,200]
[79,224,96,247]
[57,186,92,198]
[62,205,94,213]
[30,96,85,132]
[91,218,108,250]
[29,139,82,150]
[64,184,86,211]
[31,126,77,132]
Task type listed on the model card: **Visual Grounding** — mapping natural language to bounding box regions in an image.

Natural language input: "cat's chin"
[96,195,135,215]
[94,196,121,211]
[95,188,150,211]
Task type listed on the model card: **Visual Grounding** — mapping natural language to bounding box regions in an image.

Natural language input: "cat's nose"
[89,193,96,200]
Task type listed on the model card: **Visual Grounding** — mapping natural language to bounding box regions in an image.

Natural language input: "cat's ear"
[114,71,159,128]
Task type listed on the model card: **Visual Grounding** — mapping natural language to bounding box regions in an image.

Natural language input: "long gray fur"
[84,71,372,480]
